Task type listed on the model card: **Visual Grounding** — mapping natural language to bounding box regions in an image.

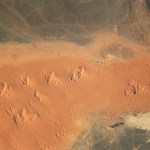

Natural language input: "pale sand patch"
[125,112,150,130]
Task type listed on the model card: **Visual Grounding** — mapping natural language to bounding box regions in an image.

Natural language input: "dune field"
[0,32,150,150]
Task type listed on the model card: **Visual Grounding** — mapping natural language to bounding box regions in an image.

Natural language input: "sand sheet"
[0,33,150,150]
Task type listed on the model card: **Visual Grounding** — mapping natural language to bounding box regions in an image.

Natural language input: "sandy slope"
[0,32,150,150]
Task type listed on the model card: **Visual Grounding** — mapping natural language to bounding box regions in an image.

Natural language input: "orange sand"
[0,32,150,150]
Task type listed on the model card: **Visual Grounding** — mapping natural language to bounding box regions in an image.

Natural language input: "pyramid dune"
[6,107,39,128]
[34,90,48,102]
[0,82,11,99]
[42,71,62,87]
[20,74,32,87]
[70,67,89,81]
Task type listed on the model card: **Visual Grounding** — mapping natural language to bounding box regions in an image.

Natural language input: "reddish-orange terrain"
[0,33,150,150]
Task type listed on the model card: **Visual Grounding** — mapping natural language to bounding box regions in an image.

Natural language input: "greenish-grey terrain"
[0,0,149,45]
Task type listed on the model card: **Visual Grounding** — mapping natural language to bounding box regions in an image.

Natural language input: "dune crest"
[70,67,89,81]
[45,72,62,87]
[34,90,48,102]
[6,107,39,127]
[0,82,11,99]
[20,74,32,87]
[125,81,150,96]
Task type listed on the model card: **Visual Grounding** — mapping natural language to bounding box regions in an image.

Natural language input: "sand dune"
[0,33,150,149]
[0,82,11,99]
[69,67,89,82]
